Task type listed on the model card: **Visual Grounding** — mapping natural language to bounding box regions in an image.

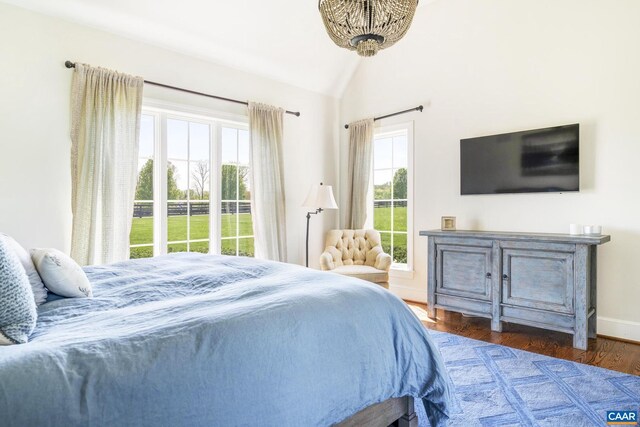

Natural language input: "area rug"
[416,330,640,427]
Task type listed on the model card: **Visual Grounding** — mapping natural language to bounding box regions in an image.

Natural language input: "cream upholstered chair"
[319,229,392,288]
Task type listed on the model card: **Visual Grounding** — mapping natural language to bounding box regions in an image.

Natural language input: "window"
[371,123,413,270]
[130,114,156,259]
[166,118,211,254]
[220,126,254,256]
[129,105,254,259]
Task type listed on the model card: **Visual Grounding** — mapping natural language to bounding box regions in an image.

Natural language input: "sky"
[373,134,408,185]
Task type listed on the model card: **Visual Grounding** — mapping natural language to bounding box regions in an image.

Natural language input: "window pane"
[167,202,188,242]
[380,232,391,257]
[393,135,408,168]
[139,115,155,158]
[374,137,392,170]
[221,201,238,238]
[167,119,188,160]
[239,166,250,200]
[168,161,188,200]
[238,202,253,236]
[374,169,392,200]
[374,200,391,231]
[392,233,407,264]
[189,122,210,162]
[189,203,209,240]
[221,127,238,164]
[135,159,154,201]
[238,130,250,166]
[221,164,238,200]
[168,242,188,254]
[190,241,209,254]
[392,168,408,200]
[190,160,209,200]
[393,200,407,232]
[238,238,254,257]
[130,246,154,259]
[130,202,154,245]
[221,238,237,256]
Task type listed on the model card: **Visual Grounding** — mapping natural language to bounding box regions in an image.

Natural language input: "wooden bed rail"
[335,396,417,427]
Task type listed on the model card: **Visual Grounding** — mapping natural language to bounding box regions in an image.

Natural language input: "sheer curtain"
[248,102,287,262]
[70,63,144,265]
[346,118,374,229]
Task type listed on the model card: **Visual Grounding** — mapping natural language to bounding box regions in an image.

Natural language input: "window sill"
[389,267,414,280]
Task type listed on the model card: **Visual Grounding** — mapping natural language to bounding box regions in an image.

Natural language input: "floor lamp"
[303,183,338,267]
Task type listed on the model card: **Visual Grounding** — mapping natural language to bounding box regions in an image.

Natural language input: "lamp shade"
[303,183,338,209]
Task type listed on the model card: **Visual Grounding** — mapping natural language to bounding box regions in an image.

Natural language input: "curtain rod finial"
[65,60,75,69]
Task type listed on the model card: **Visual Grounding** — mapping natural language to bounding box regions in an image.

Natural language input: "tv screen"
[460,124,579,195]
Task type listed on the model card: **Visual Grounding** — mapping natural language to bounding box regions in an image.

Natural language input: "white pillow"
[30,249,92,298]
[0,234,48,306]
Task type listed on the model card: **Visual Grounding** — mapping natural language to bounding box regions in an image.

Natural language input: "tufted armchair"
[320,229,392,288]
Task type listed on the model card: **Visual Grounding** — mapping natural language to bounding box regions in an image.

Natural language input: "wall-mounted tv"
[460,124,579,195]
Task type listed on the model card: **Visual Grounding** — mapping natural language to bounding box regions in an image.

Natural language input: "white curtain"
[248,102,287,262]
[70,63,144,266]
[346,118,374,229]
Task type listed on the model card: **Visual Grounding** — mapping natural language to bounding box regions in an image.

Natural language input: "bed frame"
[336,396,418,427]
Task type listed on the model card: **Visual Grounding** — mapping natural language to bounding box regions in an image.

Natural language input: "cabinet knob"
[502,274,509,280]
[486,272,492,279]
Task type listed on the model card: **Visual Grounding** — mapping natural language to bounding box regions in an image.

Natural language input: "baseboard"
[597,316,640,343]
[389,284,426,304]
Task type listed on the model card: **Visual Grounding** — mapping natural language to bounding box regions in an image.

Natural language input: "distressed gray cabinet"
[419,230,611,350]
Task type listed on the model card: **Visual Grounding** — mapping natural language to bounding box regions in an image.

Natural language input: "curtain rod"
[344,105,423,129]
[64,61,301,117]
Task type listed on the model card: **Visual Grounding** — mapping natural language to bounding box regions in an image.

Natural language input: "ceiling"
[2,0,367,97]
[4,0,436,97]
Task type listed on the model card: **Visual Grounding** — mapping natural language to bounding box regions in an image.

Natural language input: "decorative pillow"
[30,249,93,298]
[0,237,37,345]
[0,233,48,305]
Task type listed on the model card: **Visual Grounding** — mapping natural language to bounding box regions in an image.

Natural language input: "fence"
[373,200,408,209]
[133,201,251,218]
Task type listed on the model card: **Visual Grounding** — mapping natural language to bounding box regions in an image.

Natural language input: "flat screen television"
[460,124,579,195]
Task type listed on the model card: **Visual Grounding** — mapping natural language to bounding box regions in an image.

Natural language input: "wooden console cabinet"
[419,230,610,349]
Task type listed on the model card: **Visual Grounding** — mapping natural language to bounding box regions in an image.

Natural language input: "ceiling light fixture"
[318,0,419,57]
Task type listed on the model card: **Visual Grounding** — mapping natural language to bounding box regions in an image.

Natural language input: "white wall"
[0,2,339,268]
[340,0,640,341]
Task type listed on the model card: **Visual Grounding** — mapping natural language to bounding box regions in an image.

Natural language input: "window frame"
[368,121,414,275]
[131,99,252,258]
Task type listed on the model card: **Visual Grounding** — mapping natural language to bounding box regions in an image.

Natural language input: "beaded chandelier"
[318,0,419,57]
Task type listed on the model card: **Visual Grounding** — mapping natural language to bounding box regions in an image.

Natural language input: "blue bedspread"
[0,253,453,426]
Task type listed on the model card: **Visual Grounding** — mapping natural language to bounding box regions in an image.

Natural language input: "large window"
[129,106,254,259]
[371,123,413,270]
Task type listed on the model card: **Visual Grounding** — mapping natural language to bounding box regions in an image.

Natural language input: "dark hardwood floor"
[405,302,640,376]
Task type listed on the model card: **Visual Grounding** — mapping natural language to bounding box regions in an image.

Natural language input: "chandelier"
[318,0,419,57]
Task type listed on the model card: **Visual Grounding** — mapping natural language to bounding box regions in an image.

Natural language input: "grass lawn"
[130,213,254,258]
[374,206,408,264]
[130,208,406,262]
[373,206,407,232]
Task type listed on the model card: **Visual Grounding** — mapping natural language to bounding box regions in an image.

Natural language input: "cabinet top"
[419,229,611,245]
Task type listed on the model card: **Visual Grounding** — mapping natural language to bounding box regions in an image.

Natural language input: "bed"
[0,253,453,426]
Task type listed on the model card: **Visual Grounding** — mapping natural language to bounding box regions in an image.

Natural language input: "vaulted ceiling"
[3,0,434,97]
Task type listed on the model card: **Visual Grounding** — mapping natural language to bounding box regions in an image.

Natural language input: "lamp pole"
[305,208,323,267]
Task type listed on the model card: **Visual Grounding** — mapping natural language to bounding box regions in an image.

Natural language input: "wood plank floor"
[406,302,640,376]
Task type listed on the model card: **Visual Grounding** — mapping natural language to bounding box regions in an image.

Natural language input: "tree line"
[135,159,249,201]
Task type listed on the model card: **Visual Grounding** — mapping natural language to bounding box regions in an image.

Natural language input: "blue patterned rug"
[416,330,640,426]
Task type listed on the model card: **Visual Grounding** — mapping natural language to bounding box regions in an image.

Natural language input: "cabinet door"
[501,248,574,314]
[436,244,492,301]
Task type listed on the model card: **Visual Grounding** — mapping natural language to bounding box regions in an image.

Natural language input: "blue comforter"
[0,253,453,426]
